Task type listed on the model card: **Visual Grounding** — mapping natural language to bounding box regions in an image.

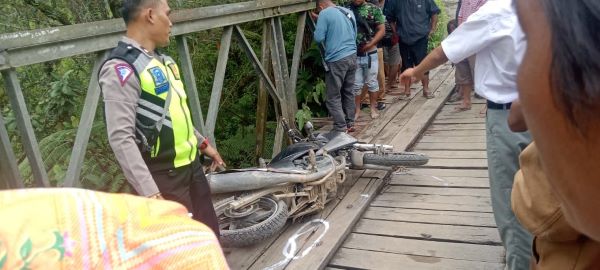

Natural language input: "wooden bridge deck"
[225,64,504,269]
[328,100,505,269]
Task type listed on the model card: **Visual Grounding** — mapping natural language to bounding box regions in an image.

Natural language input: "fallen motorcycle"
[207,120,428,247]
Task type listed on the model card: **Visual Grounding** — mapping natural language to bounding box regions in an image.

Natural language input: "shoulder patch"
[148,66,170,95]
[167,63,181,80]
[114,63,134,86]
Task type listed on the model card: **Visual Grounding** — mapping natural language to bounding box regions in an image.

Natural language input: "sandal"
[423,91,435,99]
[453,105,472,112]
[399,92,411,100]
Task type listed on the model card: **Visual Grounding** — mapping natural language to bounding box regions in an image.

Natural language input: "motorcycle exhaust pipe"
[353,143,394,152]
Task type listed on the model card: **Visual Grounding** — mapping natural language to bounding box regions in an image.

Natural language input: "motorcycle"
[207,120,428,247]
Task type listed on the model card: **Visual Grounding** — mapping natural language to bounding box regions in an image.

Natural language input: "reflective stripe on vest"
[137,57,198,168]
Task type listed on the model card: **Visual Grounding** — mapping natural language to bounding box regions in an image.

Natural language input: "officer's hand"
[210,153,227,172]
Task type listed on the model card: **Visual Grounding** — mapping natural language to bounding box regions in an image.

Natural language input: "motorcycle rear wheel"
[215,196,288,247]
[363,152,429,167]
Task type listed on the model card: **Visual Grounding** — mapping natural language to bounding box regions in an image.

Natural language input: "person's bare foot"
[371,109,380,119]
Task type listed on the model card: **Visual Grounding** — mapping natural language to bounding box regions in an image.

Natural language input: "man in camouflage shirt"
[343,0,385,120]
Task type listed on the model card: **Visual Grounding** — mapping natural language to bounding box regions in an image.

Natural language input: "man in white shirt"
[400,1,532,269]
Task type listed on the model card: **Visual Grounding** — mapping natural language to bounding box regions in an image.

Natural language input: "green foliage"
[217,123,276,168]
[18,123,130,193]
[428,0,449,52]
[295,104,313,131]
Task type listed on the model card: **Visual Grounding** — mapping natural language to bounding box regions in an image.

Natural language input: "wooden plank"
[428,124,486,131]
[205,26,233,143]
[418,150,487,159]
[63,51,109,187]
[385,186,491,197]
[372,198,493,213]
[343,233,504,263]
[401,168,489,178]
[362,65,452,144]
[330,248,504,270]
[254,21,271,162]
[419,135,486,143]
[2,69,49,187]
[288,12,306,106]
[436,110,487,119]
[227,169,365,270]
[424,129,486,137]
[387,69,456,151]
[377,193,491,206]
[276,177,384,270]
[414,142,486,151]
[354,219,501,244]
[422,158,488,168]
[364,207,497,227]
[434,118,486,124]
[390,175,490,188]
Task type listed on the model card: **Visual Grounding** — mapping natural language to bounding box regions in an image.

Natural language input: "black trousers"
[151,156,220,236]
[399,35,430,75]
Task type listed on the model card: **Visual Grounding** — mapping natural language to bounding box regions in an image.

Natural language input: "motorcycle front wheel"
[215,196,288,247]
[363,152,429,167]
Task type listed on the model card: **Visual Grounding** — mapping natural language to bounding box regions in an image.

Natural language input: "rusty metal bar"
[176,35,207,135]
[63,51,109,188]
[2,69,50,187]
[0,111,23,189]
[205,26,233,144]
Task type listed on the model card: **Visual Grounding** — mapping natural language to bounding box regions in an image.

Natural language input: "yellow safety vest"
[107,42,198,171]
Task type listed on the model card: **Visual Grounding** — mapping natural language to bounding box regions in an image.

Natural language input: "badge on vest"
[168,63,181,80]
[149,67,170,95]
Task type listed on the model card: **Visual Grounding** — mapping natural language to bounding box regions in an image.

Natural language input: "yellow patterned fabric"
[0,188,229,270]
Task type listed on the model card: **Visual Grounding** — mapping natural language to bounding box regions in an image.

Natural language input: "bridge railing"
[0,0,314,189]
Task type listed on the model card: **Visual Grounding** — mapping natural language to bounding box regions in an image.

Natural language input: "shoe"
[376,102,386,111]
[371,110,380,119]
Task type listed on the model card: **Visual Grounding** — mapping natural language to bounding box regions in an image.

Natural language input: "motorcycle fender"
[350,150,365,167]
[230,186,289,210]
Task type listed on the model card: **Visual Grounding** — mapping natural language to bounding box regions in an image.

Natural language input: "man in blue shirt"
[312,0,358,132]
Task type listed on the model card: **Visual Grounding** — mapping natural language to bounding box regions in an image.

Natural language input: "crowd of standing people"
[312,0,440,132]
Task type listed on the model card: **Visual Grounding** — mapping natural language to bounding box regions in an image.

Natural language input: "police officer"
[99,0,224,234]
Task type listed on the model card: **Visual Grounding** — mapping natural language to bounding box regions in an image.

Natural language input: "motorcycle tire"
[216,196,288,247]
[363,152,429,167]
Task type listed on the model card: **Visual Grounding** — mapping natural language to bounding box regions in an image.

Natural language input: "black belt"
[357,50,378,57]
[487,100,512,110]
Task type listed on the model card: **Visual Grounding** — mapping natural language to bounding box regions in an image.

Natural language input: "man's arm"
[100,59,160,197]
[362,24,385,52]
[429,14,438,38]
[193,128,226,171]
[313,10,327,43]
[508,100,527,132]
[399,46,448,84]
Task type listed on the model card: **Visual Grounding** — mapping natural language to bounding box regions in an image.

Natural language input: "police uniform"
[99,36,219,234]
